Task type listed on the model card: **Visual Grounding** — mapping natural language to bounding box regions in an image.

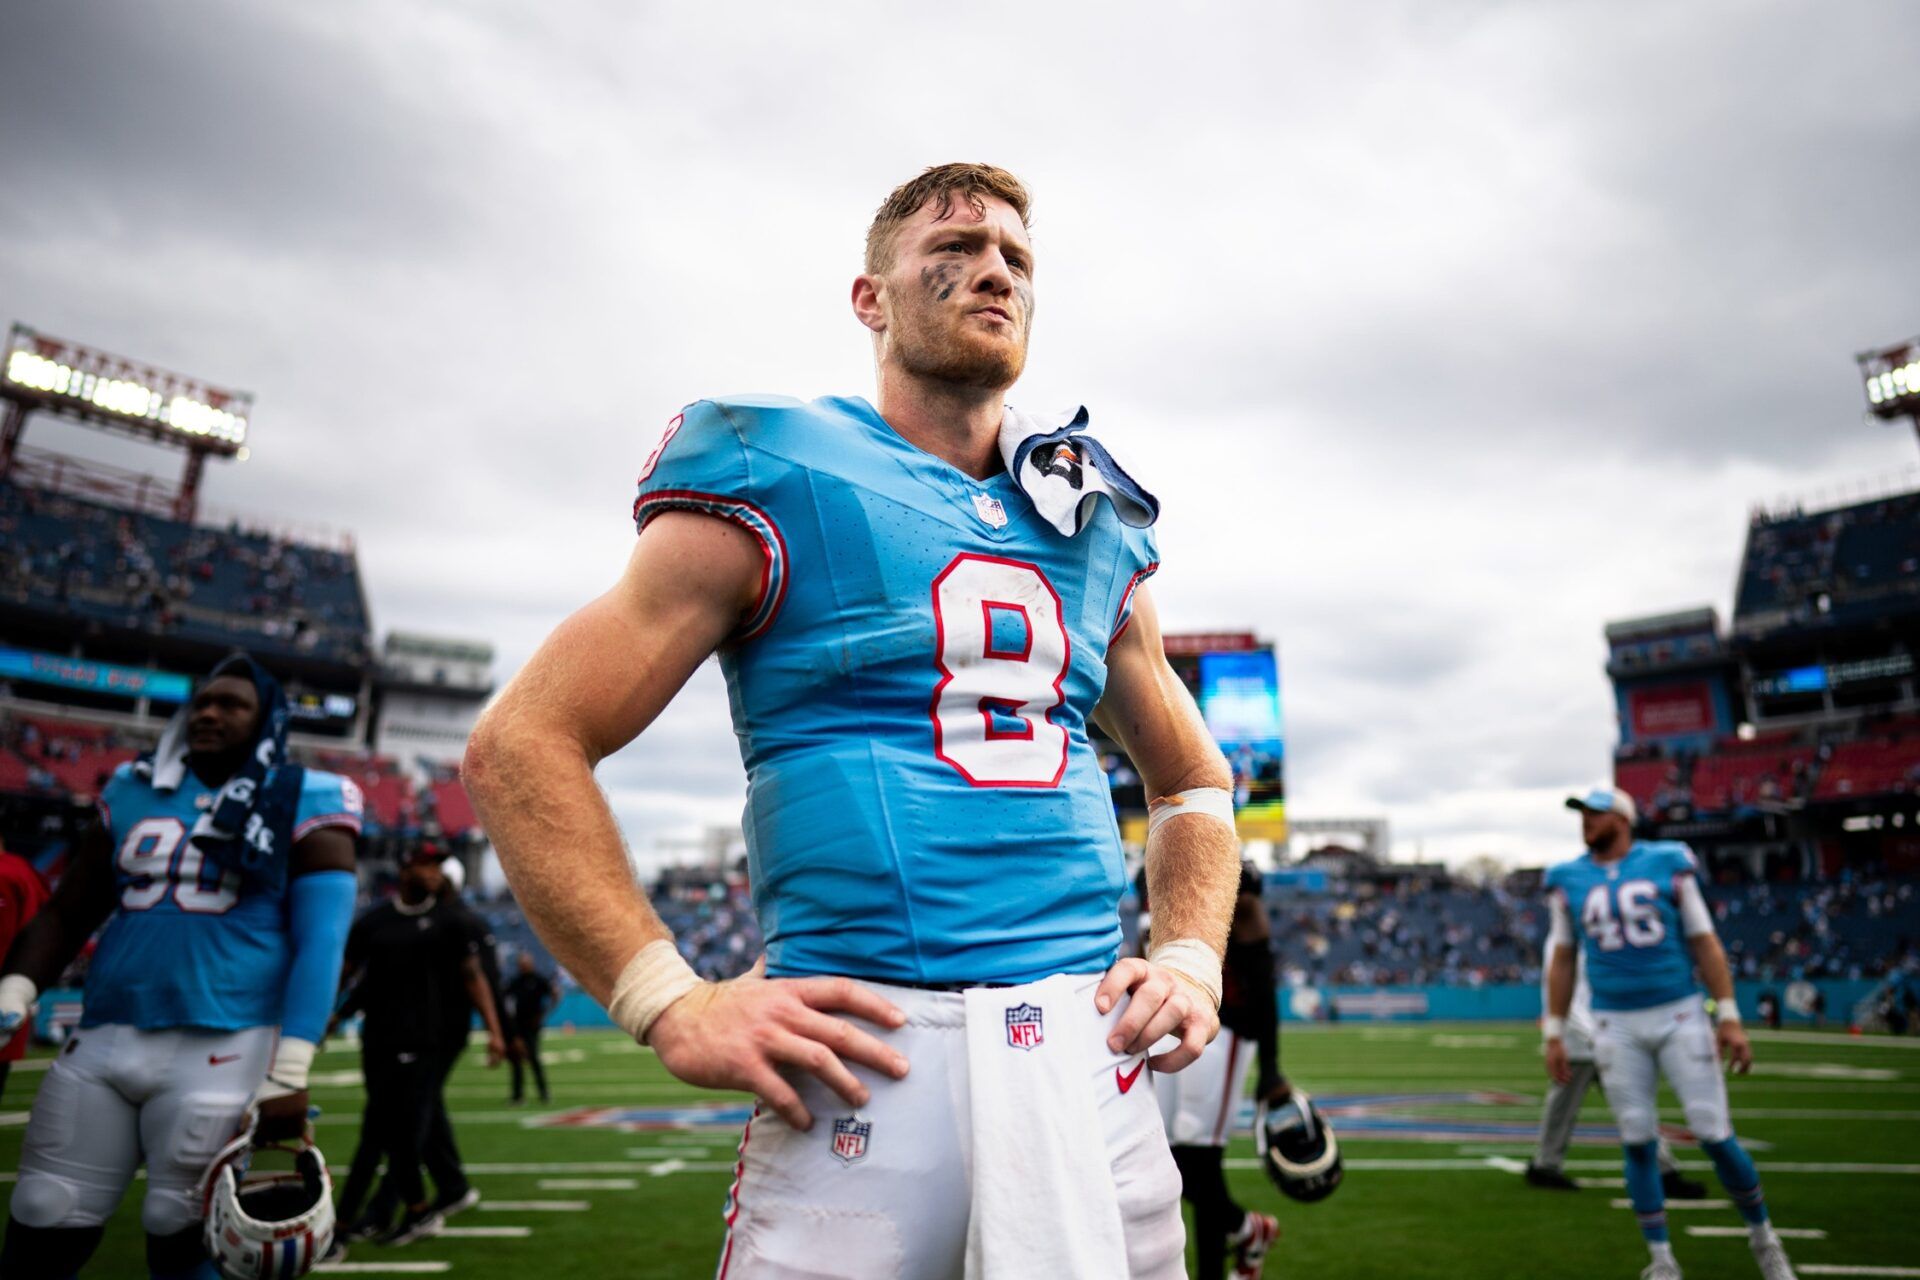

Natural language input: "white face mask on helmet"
[201,1120,336,1279]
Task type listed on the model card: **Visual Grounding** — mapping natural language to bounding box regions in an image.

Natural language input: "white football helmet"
[201,1120,336,1279]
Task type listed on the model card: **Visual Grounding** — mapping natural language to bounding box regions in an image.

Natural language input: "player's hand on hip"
[1716,1021,1753,1074]
[1544,1037,1572,1086]
[1095,956,1219,1072]
[486,1033,507,1068]
[648,962,910,1131]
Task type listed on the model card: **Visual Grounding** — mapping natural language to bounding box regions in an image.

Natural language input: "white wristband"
[1713,998,1741,1026]
[256,1037,316,1101]
[0,974,38,1023]
[1148,938,1223,1010]
[1542,1015,1566,1041]
[607,938,704,1045]
[1146,787,1235,839]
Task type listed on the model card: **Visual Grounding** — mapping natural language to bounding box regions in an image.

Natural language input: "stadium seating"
[1,713,144,799]
[1689,743,1815,812]
[1736,490,1920,624]
[0,479,370,663]
[429,778,479,837]
[1613,758,1678,816]
[1813,734,1920,801]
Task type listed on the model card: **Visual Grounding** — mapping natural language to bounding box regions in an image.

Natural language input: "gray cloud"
[4,1,1916,867]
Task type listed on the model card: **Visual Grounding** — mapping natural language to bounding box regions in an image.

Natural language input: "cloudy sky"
[4,1,1917,870]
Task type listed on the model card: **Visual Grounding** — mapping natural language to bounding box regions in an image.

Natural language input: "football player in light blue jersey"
[468,163,1244,1278]
[0,656,360,1280]
[1544,787,1795,1280]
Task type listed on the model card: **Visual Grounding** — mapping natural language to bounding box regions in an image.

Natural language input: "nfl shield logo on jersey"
[1005,1003,1044,1050]
[971,491,1009,529]
[830,1116,871,1165]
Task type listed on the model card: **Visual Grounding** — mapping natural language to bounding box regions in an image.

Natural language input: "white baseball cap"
[1565,785,1638,825]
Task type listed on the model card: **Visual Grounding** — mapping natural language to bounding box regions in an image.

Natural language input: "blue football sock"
[1700,1135,1769,1225]
[1623,1141,1668,1243]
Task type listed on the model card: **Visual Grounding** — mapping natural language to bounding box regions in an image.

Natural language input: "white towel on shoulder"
[963,975,1128,1279]
[997,405,1159,538]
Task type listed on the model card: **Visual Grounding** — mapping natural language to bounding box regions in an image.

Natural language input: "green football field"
[4,1022,1915,1278]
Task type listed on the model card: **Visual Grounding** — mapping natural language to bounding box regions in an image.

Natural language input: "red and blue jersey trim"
[633,489,789,642]
[1110,560,1160,644]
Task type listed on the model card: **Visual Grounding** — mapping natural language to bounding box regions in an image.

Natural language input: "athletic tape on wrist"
[1148,938,1223,1010]
[1146,787,1235,839]
[608,938,704,1045]
[1542,1015,1566,1042]
[256,1037,316,1100]
[1713,998,1741,1026]
[0,974,37,1027]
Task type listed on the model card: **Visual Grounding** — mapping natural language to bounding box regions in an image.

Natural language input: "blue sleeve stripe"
[634,489,789,641]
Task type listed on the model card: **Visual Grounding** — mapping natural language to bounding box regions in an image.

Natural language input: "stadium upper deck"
[1608,484,1920,881]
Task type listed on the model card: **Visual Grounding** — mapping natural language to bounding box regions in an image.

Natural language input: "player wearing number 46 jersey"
[0,655,360,1280]
[467,163,1244,1279]
[1544,787,1795,1280]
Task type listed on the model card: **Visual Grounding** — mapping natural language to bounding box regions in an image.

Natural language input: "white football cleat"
[1751,1234,1797,1280]
[1641,1259,1683,1280]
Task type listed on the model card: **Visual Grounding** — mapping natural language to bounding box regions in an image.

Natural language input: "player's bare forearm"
[1143,809,1239,960]
[1095,584,1237,957]
[465,514,763,1004]
[1547,944,1575,1020]
[1688,933,1736,1003]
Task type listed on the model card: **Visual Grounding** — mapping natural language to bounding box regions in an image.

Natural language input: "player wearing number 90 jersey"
[634,393,1158,986]
[83,764,362,1032]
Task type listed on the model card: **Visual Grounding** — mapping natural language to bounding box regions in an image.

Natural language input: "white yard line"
[1799,1268,1920,1277]
[1575,1178,1627,1188]
[476,1200,591,1212]
[315,1265,452,1275]
[1687,1227,1827,1239]
[1482,1156,1529,1174]
[439,1226,532,1239]
[539,1179,636,1190]
[1749,1031,1920,1049]
[645,1161,686,1177]
[1612,1199,1733,1210]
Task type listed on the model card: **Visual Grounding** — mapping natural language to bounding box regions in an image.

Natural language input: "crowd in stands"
[0,480,370,664]
[1737,489,1920,623]
[0,712,141,798]
[1617,719,1920,822]
[1266,876,1541,988]
[0,709,481,839]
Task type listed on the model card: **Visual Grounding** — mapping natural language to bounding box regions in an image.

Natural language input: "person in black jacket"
[504,952,561,1104]
[334,851,505,1246]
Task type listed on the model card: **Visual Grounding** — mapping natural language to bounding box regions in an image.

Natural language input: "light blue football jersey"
[83,764,363,1031]
[1545,841,1702,1012]
[634,395,1160,985]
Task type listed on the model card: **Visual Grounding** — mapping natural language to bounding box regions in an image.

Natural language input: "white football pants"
[1155,1028,1254,1148]
[1592,995,1732,1146]
[11,1023,273,1235]
[715,976,1184,1280]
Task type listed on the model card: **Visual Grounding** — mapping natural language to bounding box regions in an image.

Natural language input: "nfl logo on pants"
[1005,1003,1044,1050]
[831,1116,871,1165]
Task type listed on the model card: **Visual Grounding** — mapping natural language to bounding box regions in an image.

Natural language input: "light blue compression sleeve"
[281,870,356,1044]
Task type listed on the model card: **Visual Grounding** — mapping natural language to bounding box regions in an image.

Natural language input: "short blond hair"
[864,163,1032,275]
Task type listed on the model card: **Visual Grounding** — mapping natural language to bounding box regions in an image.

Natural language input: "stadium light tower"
[0,322,252,522]
[1857,335,1920,451]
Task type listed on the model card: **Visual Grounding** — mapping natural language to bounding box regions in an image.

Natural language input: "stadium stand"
[0,478,370,665]
[1735,489,1920,628]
